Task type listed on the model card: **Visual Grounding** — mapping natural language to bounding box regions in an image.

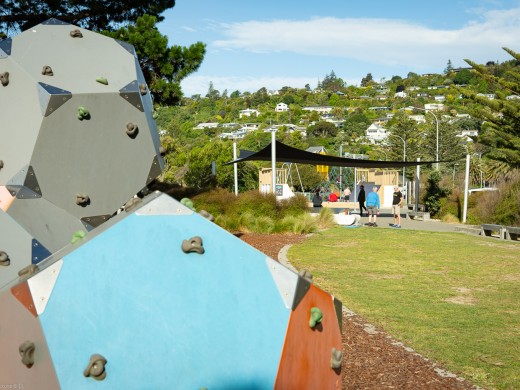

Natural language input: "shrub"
[292,213,319,234]
[252,215,276,234]
[315,207,336,229]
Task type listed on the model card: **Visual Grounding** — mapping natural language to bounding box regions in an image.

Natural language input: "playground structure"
[0,20,343,389]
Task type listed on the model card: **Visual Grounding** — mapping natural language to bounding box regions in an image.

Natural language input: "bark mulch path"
[238,233,480,390]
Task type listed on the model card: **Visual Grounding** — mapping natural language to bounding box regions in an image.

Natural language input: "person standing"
[391,186,403,228]
[343,186,351,202]
[365,187,380,226]
[357,185,367,216]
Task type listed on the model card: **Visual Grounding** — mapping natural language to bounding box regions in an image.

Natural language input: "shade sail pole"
[233,140,238,196]
[271,131,276,193]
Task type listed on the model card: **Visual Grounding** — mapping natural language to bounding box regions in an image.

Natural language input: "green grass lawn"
[288,227,520,389]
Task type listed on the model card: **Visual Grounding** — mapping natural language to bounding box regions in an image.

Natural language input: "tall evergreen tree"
[462,47,520,168]
[0,0,174,34]
[104,15,206,105]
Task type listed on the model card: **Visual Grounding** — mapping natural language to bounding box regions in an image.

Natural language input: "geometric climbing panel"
[36,193,343,388]
[0,18,164,274]
[0,287,60,389]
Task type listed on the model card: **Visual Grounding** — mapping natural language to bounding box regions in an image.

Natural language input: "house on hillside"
[275,102,289,112]
[409,115,426,123]
[239,108,260,118]
[194,122,219,130]
[302,106,333,114]
[424,103,445,111]
[366,123,388,143]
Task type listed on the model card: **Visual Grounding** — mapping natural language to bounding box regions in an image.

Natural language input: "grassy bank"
[288,228,520,389]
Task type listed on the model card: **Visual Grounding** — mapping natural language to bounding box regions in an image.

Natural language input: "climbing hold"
[0,160,3,170]
[0,251,10,266]
[299,269,313,283]
[96,77,108,85]
[83,354,107,381]
[41,66,53,76]
[18,264,38,278]
[330,347,343,369]
[71,230,86,244]
[125,122,139,138]
[76,194,90,207]
[180,198,195,211]
[77,106,90,120]
[199,210,215,222]
[0,72,9,86]
[70,29,83,38]
[19,340,35,368]
[309,307,323,328]
[182,236,204,254]
[139,83,147,95]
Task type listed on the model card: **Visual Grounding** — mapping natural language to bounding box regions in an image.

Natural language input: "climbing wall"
[0,19,344,389]
[2,192,343,389]
[0,18,164,287]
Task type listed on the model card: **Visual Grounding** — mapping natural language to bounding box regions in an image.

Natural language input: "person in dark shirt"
[391,186,403,228]
[357,185,367,216]
[312,190,323,208]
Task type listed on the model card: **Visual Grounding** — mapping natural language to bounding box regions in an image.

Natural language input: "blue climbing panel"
[39,194,291,389]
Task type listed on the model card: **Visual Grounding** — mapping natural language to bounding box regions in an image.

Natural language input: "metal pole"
[271,130,276,193]
[353,167,357,212]
[435,113,439,171]
[463,154,470,223]
[403,141,406,199]
[233,140,238,196]
[339,144,343,198]
[415,158,420,212]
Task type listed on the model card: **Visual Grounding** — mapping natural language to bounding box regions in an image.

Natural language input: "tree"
[308,121,338,138]
[462,47,520,168]
[360,73,374,87]
[444,59,454,75]
[0,0,175,34]
[104,15,205,105]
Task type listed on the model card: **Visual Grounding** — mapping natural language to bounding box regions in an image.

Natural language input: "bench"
[504,226,520,241]
[480,224,505,239]
[407,203,426,212]
[407,211,430,221]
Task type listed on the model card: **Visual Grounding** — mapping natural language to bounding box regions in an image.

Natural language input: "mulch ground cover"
[238,233,479,390]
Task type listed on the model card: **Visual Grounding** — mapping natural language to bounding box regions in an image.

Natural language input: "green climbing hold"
[309,307,323,328]
[71,230,86,244]
[96,77,108,85]
[77,107,90,120]
[180,197,195,211]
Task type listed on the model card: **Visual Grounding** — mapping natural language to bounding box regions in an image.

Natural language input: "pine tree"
[462,47,520,168]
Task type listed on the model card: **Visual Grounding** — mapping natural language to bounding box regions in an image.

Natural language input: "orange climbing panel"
[275,284,343,389]
[0,186,15,211]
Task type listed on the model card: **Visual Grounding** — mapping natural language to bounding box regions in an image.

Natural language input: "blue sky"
[158,0,520,96]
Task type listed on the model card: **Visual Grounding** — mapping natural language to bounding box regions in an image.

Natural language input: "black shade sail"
[225,141,439,168]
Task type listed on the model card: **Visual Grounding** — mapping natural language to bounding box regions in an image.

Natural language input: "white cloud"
[212,8,520,68]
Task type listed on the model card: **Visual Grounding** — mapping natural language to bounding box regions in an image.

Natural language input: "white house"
[434,95,446,102]
[275,102,289,112]
[366,123,388,143]
[424,103,445,111]
[194,122,219,130]
[239,108,260,118]
[394,91,408,98]
[409,114,426,123]
[302,106,333,114]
